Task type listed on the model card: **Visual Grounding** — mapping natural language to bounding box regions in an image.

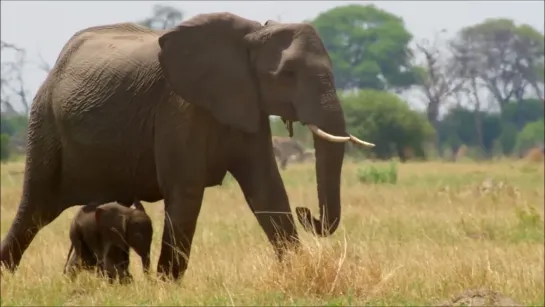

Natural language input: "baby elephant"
[63,200,153,283]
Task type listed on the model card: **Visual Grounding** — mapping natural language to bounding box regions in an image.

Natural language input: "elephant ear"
[158,13,262,134]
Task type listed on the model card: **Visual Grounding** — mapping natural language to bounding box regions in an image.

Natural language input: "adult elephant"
[0,13,374,280]
[272,136,306,170]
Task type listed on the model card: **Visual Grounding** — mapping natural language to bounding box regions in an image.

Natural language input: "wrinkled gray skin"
[63,200,153,283]
[272,136,306,170]
[0,13,370,280]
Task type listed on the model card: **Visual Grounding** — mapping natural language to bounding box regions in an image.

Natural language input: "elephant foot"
[156,272,185,283]
[116,274,134,285]
[275,237,302,263]
[62,266,79,281]
[0,243,20,273]
[0,263,15,276]
[156,264,185,282]
[102,270,133,285]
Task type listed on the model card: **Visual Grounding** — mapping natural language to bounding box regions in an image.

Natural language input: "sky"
[1,1,544,112]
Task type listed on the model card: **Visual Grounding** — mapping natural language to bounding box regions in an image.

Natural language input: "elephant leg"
[0,119,67,271]
[64,245,98,278]
[156,188,205,280]
[153,101,209,280]
[65,222,99,275]
[64,248,81,279]
[1,202,70,270]
[230,150,300,261]
[103,245,132,284]
[80,243,100,272]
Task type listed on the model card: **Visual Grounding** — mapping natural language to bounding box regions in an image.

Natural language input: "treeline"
[1,4,543,161]
[0,114,27,160]
[275,4,545,160]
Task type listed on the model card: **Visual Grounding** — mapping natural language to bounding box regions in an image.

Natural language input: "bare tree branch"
[451,19,544,111]
[35,52,52,73]
[138,4,184,30]
[412,31,465,130]
[1,40,31,115]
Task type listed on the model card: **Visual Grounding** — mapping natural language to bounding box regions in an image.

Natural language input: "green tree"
[412,30,466,151]
[137,4,184,30]
[450,18,544,111]
[437,107,503,155]
[502,98,544,130]
[1,114,29,136]
[439,98,544,157]
[1,113,28,154]
[496,122,518,155]
[341,89,434,161]
[1,133,11,161]
[515,119,545,155]
[311,4,416,91]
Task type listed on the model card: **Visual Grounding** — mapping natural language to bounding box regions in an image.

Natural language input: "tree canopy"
[342,89,434,160]
[450,18,544,110]
[311,4,416,91]
[137,4,184,30]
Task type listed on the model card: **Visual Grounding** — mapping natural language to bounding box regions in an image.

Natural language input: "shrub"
[341,89,434,161]
[357,161,398,184]
[1,133,11,161]
[496,122,518,155]
[515,119,545,156]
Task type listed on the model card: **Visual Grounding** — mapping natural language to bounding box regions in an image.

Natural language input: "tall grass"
[1,159,543,306]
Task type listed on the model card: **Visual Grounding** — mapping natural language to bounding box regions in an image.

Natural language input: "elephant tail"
[62,243,74,275]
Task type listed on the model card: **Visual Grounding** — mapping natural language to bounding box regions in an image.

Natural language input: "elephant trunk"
[127,212,153,274]
[295,107,346,237]
[293,72,374,236]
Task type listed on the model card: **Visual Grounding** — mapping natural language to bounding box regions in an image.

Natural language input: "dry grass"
[1,159,544,306]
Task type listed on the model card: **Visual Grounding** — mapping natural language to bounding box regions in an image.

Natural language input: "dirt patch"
[437,288,522,307]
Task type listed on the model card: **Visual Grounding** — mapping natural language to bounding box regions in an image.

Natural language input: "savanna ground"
[0,157,543,306]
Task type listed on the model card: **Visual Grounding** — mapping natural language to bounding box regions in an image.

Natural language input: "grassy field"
[1,159,543,306]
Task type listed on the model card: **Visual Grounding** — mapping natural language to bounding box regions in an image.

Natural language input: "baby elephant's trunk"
[128,202,153,276]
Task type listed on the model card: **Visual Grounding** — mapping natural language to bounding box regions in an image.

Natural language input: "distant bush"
[438,99,544,158]
[341,89,434,161]
[1,114,28,137]
[515,119,544,156]
[357,161,398,184]
[502,99,545,130]
[496,122,518,155]
[1,133,12,161]
[1,114,29,159]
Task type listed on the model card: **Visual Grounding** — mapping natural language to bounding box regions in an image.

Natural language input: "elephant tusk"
[307,125,350,143]
[349,134,375,148]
